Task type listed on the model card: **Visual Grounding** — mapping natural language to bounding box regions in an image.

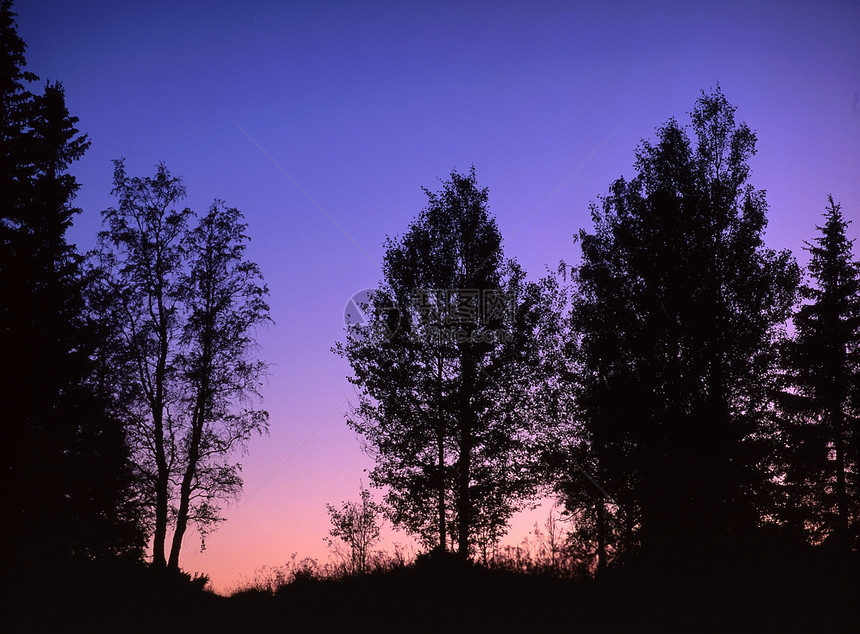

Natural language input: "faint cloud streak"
[510,121,625,238]
[234,121,376,266]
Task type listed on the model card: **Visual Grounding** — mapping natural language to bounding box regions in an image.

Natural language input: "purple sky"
[15,0,859,591]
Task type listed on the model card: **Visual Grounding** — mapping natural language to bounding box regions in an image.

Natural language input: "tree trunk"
[436,357,446,552]
[832,407,850,556]
[167,426,200,570]
[152,439,168,568]
[148,252,176,569]
[168,327,212,570]
[168,399,203,570]
[437,418,446,552]
[457,352,473,560]
[151,325,170,568]
[596,495,606,575]
[168,481,191,570]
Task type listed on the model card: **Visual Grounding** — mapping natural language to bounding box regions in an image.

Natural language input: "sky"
[14,0,859,592]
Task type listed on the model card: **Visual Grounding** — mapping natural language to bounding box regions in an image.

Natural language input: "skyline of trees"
[2,0,858,583]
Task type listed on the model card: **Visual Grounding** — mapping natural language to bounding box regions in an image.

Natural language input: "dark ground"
[2,552,858,633]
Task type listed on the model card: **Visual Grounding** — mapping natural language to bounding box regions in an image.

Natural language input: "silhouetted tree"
[96,162,269,570]
[96,160,189,568]
[568,87,799,568]
[779,196,860,553]
[1,0,145,566]
[336,167,563,559]
[168,202,270,569]
[325,483,383,575]
[0,0,35,223]
[549,436,638,574]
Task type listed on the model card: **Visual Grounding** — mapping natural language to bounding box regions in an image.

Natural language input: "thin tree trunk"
[832,407,850,555]
[168,323,213,570]
[436,356,446,552]
[167,406,202,570]
[457,352,473,559]
[168,388,205,570]
[151,405,168,568]
[596,495,606,575]
[151,318,170,568]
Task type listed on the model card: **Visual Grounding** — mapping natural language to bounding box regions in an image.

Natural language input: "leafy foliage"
[566,87,799,565]
[95,162,270,569]
[336,167,564,558]
[325,483,384,575]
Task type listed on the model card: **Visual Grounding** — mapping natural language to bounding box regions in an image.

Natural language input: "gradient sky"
[15,0,859,592]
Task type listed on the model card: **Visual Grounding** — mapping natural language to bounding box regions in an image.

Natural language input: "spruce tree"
[781,196,860,553]
[1,0,144,566]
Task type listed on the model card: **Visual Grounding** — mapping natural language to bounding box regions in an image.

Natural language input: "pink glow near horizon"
[14,0,859,593]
